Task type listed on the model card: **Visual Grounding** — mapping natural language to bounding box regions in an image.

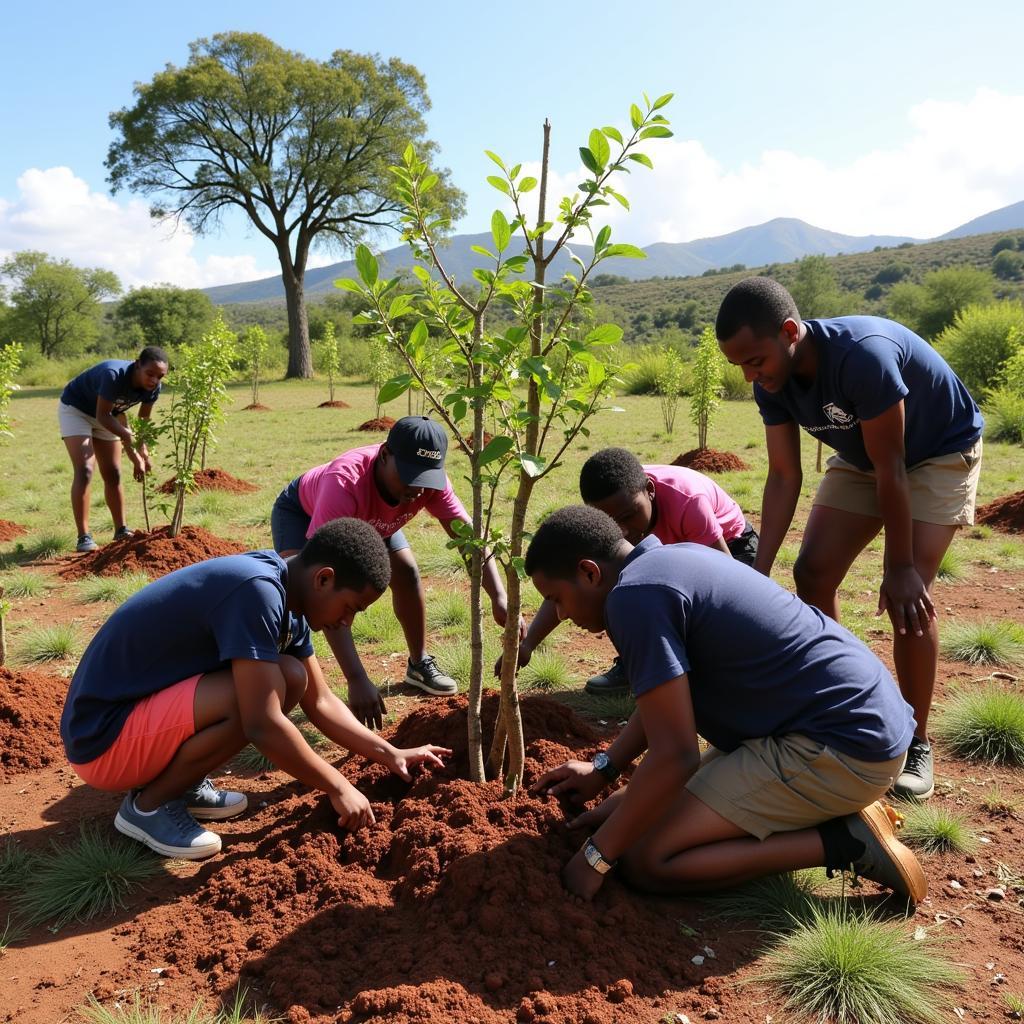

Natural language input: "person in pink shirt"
[272,417,515,725]
[505,447,758,695]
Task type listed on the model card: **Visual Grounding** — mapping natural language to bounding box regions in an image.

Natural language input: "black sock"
[817,817,866,873]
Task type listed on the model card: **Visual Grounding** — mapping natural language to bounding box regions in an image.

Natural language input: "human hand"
[562,847,605,900]
[129,451,146,483]
[385,744,453,781]
[347,676,386,731]
[330,779,376,830]
[877,565,935,637]
[529,759,606,805]
[494,640,533,678]
[566,785,627,831]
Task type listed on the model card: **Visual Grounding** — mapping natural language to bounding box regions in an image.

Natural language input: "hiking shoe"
[114,793,222,860]
[405,655,458,696]
[76,533,98,553]
[113,526,135,541]
[892,737,934,800]
[584,657,630,696]
[183,776,248,821]
[844,801,928,905]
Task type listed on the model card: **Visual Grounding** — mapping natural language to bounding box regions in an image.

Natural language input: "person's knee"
[793,549,832,596]
[100,463,122,487]
[74,462,94,486]
[618,846,660,891]
[279,655,308,709]
[390,555,421,593]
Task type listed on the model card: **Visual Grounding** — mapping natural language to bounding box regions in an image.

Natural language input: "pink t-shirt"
[645,465,746,546]
[297,444,468,540]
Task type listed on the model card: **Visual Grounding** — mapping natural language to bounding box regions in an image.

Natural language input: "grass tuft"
[0,839,32,893]
[22,531,77,560]
[708,868,837,932]
[520,651,574,692]
[16,622,81,663]
[939,620,1024,666]
[426,590,469,632]
[79,987,280,1023]
[77,572,150,605]
[1005,992,1024,1018]
[897,801,979,854]
[0,570,49,598]
[980,784,1020,817]
[349,600,404,651]
[936,684,1024,765]
[935,547,965,582]
[233,745,276,772]
[0,914,26,953]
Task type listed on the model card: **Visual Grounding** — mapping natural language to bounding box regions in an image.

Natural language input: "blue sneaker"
[183,776,248,821]
[114,793,222,860]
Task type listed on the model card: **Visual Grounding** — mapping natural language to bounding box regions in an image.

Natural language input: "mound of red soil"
[672,448,750,473]
[0,667,68,780]
[463,431,495,451]
[157,468,259,495]
[0,519,28,543]
[358,416,397,432]
[60,525,247,580]
[976,489,1024,534]
[243,403,272,412]
[131,696,742,1023]
[318,400,351,409]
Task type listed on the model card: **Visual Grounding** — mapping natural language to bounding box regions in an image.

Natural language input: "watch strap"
[583,837,615,874]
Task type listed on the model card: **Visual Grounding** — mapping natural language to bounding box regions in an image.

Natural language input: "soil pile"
[158,469,259,495]
[132,696,738,1024]
[0,520,28,543]
[358,417,397,432]
[673,448,749,473]
[463,431,495,451]
[61,526,247,580]
[977,490,1024,534]
[0,667,68,780]
[243,403,272,412]
[318,400,351,409]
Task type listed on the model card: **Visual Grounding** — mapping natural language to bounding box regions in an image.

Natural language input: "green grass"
[76,572,150,605]
[1006,992,1024,1018]
[349,599,404,651]
[897,802,979,855]
[966,524,993,540]
[19,530,76,561]
[13,824,160,928]
[936,684,1024,765]
[707,868,838,932]
[0,915,26,953]
[980,784,1020,817]
[426,589,469,632]
[0,570,49,598]
[935,547,966,582]
[757,904,962,1024]
[16,622,81,663]
[939,620,1024,666]
[520,650,574,692]
[79,987,279,1024]
[0,839,31,893]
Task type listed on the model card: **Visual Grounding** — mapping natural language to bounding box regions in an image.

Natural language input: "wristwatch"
[583,837,616,874]
[592,750,620,784]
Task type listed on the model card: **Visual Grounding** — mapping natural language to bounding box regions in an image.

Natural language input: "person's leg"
[92,437,127,532]
[389,544,427,663]
[63,435,96,538]
[793,506,882,621]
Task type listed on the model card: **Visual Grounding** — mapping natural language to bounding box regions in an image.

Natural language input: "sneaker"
[114,792,222,860]
[113,526,135,541]
[584,657,630,696]
[76,533,98,553]
[892,737,934,800]
[843,801,928,905]
[183,776,248,821]
[405,655,458,696]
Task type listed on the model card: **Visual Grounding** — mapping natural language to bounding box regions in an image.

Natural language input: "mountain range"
[202,200,1024,305]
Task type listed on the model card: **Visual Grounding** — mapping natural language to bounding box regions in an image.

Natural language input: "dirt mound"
[131,694,736,1024]
[318,400,351,409]
[977,490,1024,533]
[672,448,749,473]
[358,416,397,432]
[463,431,495,451]
[158,468,258,495]
[243,403,272,412]
[0,667,68,780]
[60,525,247,580]
[0,519,28,543]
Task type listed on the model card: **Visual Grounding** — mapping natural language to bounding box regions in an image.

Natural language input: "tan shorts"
[813,438,983,526]
[687,733,906,840]
[58,401,118,442]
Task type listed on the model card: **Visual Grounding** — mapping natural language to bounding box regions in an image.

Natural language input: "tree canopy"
[114,285,215,350]
[106,32,462,377]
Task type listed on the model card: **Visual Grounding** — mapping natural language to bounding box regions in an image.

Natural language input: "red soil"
[158,468,259,495]
[0,520,28,543]
[672,448,750,473]
[358,417,397,432]
[976,489,1024,533]
[59,525,247,580]
[463,430,495,451]
[243,403,272,412]
[0,667,68,781]
[318,400,351,409]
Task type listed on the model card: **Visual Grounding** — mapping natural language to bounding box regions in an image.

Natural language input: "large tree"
[106,32,462,377]
[114,284,215,349]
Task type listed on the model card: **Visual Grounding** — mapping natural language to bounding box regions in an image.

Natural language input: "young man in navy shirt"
[59,347,169,552]
[716,278,984,800]
[61,519,450,860]
[529,506,924,905]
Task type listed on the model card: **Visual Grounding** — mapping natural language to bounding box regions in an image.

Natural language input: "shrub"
[936,684,1024,765]
[17,623,81,663]
[991,235,1018,257]
[889,266,995,340]
[624,347,671,395]
[939,620,1024,666]
[691,325,725,449]
[985,388,1024,443]
[936,301,1024,395]
[0,341,23,440]
[873,261,911,285]
[898,802,978,854]
[520,651,573,691]
[720,362,751,400]
[655,347,686,435]
[993,249,1024,281]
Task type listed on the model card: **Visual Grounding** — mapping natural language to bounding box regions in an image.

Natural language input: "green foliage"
[655,347,686,434]
[520,650,573,691]
[708,868,834,931]
[992,235,1018,257]
[77,572,150,605]
[0,570,48,598]
[368,335,394,417]
[16,622,81,663]
[719,361,751,400]
[0,341,23,439]
[873,261,911,285]
[936,684,1024,765]
[315,321,340,403]
[790,254,846,317]
[624,347,674,395]
[240,325,270,407]
[936,301,1024,394]
[0,839,31,893]
[888,265,995,340]
[985,387,1024,443]
[16,530,75,561]
[114,285,215,349]
[935,547,965,582]
[426,589,469,631]
[691,325,725,449]
[939,619,1024,666]
[130,413,162,531]
[993,249,1024,280]
[898,802,979,854]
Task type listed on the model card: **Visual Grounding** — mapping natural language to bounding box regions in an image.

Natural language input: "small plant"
[985,387,1024,443]
[709,868,835,932]
[2,570,49,598]
[691,325,726,450]
[758,904,963,1024]
[14,823,160,928]
[1006,992,1024,1019]
[623,347,670,395]
[980,784,1019,817]
[936,684,1024,765]
[77,572,150,605]
[897,801,978,854]
[719,361,751,400]
[17,622,81,663]
[22,530,76,560]
[234,745,276,772]
[368,335,393,420]
[655,347,686,435]
[129,413,162,532]
[967,524,992,540]
[0,914,26,954]
[940,620,1024,666]
[520,651,573,691]
[79,987,279,1024]
[0,341,24,440]
[316,320,340,404]
[0,839,31,892]
[349,600,404,650]
[935,547,965,582]
[240,324,270,407]
[426,590,469,631]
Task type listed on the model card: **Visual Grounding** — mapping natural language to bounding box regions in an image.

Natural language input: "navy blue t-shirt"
[754,317,983,471]
[61,551,314,764]
[61,359,162,418]
[604,537,915,761]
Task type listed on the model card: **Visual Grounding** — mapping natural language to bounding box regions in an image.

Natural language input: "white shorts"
[58,402,119,442]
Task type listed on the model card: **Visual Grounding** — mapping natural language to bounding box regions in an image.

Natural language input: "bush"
[940,619,1024,666]
[985,388,1024,443]
[873,261,911,285]
[937,684,1024,765]
[720,362,751,400]
[889,266,995,340]
[898,802,978,854]
[936,301,1024,395]
[624,347,674,395]
[993,249,1024,281]
[991,235,1018,256]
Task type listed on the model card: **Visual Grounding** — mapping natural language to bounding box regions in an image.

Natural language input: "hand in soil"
[331,778,376,830]
[530,759,606,805]
[877,564,935,636]
[567,785,628,831]
[347,677,386,730]
[385,744,453,781]
[563,846,606,900]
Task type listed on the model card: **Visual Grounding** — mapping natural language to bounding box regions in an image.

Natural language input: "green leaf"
[355,244,378,286]
[589,129,610,170]
[472,267,495,286]
[588,360,607,387]
[586,324,624,346]
[452,399,467,423]
[403,142,415,164]
[518,176,538,193]
[578,147,600,174]
[639,126,674,139]
[487,175,513,198]
[519,453,545,478]
[605,188,630,210]
[409,319,428,353]
[652,92,674,110]
[629,103,644,130]
[419,173,438,194]
[603,243,646,259]
[509,163,522,180]
[471,245,496,259]
[628,152,654,169]
[602,125,623,144]
[491,210,512,252]
[412,265,431,284]
[485,150,506,170]
[478,435,515,466]
[333,277,363,294]
[378,374,412,405]
[595,225,611,253]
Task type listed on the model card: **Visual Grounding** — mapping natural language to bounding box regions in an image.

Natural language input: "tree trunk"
[467,319,487,783]
[282,267,313,379]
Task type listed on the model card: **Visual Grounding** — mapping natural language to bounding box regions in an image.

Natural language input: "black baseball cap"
[386,416,449,489]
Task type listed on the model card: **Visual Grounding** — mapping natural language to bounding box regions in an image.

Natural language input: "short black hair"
[715,276,800,341]
[579,448,647,503]
[524,506,624,580]
[138,345,169,366]
[299,519,391,592]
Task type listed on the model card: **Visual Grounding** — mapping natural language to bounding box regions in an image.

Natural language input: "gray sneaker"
[892,738,934,800]
[584,657,630,695]
[844,801,927,905]
[405,655,458,696]
[114,793,222,860]
[76,533,98,553]
[183,776,248,821]
[113,526,135,541]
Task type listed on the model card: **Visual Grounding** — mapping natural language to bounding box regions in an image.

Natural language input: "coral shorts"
[69,675,201,791]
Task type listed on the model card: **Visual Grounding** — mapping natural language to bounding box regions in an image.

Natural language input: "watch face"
[593,752,610,771]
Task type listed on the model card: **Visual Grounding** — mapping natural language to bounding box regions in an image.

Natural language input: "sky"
[2,0,1024,290]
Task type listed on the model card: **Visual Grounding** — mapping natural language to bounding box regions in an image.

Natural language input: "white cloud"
[519,88,1024,245]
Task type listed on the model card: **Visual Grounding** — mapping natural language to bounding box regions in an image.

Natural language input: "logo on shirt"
[822,403,857,428]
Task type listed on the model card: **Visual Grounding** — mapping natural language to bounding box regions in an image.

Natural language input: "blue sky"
[2,0,1023,288]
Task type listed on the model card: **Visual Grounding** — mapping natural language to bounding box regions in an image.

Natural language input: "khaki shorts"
[813,438,982,526]
[58,401,119,442]
[687,733,905,840]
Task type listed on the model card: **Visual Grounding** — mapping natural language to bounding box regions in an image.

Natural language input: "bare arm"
[753,421,803,576]
[94,396,135,449]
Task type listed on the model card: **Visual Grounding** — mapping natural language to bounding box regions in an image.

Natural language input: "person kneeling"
[527,506,926,905]
[60,519,450,860]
